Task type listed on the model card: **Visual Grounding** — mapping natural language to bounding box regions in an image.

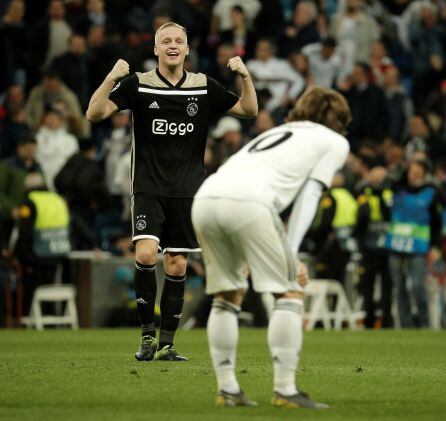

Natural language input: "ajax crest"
[187,97,198,116]
[136,215,147,231]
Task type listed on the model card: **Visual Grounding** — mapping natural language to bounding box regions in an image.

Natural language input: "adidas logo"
[219,359,231,366]
[149,101,160,109]
[136,298,148,305]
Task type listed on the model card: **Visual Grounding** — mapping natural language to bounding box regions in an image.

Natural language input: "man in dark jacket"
[55,141,110,249]
[51,34,92,110]
[343,63,389,151]
[355,165,393,328]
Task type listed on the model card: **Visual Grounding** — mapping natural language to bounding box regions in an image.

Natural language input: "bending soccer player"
[86,22,257,361]
[192,86,351,407]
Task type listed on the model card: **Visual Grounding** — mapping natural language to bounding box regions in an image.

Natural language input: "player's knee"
[135,248,157,266]
[135,251,157,265]
[216,289,247,306]
[164,254,187,276]
[135,240,158,265]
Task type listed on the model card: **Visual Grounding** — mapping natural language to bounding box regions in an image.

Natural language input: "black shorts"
[131,193,200,253]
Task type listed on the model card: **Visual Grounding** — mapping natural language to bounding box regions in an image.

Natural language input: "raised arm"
[86,59,129,123]
[226,57,258,118]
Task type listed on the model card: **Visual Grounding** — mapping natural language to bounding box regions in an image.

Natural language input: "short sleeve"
[310,136,350,188]
[108,74,138,111]
[207,76,239,113]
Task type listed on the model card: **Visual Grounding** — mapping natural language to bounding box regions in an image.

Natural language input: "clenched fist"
[108,59,130,82]
[227,56,250,79]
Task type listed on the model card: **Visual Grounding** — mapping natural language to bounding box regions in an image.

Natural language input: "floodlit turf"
[0,329,445,421]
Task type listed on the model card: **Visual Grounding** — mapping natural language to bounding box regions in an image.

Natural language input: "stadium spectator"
[4,136,41,174]
[35,108,79,191]
[102,111,131,196]
[342,62,389,150]
[387,158,442,328]
[28,0,73,80]
[330,0,380,76]
[279,1,320,57]
[369,40,393,87]
[425,80,446,125]
[252,0,285,39]
[124,27,153,74]
[247,39,304,112]
[55,141,110,250]
[0,159,25,236]
[383,66,413,143]
[398,0,435,51]
[355,165,393,328]
[76,0,110,36]
[212,116,245,157]
[87,25,127,92]
[302,37,343,88]
[219,5,257,59]
[210,0,261,34]
[310,172,358,284]
[0,0,27,91]
[409,3,445,111]
[51,34,92,110]
[381,0,411,17]
[0,85,29,158]
[289,50,312,87]
[12,172,71,316]
[113,148,132,223]
[405,115,433,161]
[207,43,238,93]
[26,69,90,137]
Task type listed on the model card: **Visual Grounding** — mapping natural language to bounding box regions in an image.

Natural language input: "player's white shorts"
[192,198,302,295]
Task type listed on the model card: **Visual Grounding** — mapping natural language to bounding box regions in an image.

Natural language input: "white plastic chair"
[304,279,365,331]
[21,284,79,330]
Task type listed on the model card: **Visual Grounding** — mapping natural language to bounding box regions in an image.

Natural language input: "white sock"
[267,298,304,396]
[207,299,241,394]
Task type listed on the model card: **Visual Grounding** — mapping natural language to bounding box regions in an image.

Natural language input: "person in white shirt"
[247,39,305,112]
[302,37,344,88]
[192,86,351,408]
[35,108,79,191]
[211,0,261,32]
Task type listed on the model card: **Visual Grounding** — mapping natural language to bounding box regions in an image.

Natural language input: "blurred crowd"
[1,0,446,328]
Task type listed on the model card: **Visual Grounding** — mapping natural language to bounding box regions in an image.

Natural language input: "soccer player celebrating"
[192,86,351,407]
[86,22,257,361]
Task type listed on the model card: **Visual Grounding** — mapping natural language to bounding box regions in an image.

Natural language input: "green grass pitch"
[1,329,445,420]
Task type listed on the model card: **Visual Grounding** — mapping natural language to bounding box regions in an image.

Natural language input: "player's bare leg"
[154,252,189,361]
[268,267,329,409]
[134,239,159,361]
[208,289,257,407]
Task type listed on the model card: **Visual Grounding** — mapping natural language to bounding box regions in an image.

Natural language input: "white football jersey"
[196,121,350,212]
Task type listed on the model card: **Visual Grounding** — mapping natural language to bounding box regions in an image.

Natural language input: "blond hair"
[286,86,351,135]
[155,22,188,45]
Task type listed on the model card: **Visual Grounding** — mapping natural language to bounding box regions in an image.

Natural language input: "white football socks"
[267,298,304,396]
[207,299,241,394]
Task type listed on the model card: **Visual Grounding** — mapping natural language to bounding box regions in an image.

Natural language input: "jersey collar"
[156,68,187,88]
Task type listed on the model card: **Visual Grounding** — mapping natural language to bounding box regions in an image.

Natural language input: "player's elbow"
[246,107,259,118]
[86,108,104,123]
[243,104,258,119]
